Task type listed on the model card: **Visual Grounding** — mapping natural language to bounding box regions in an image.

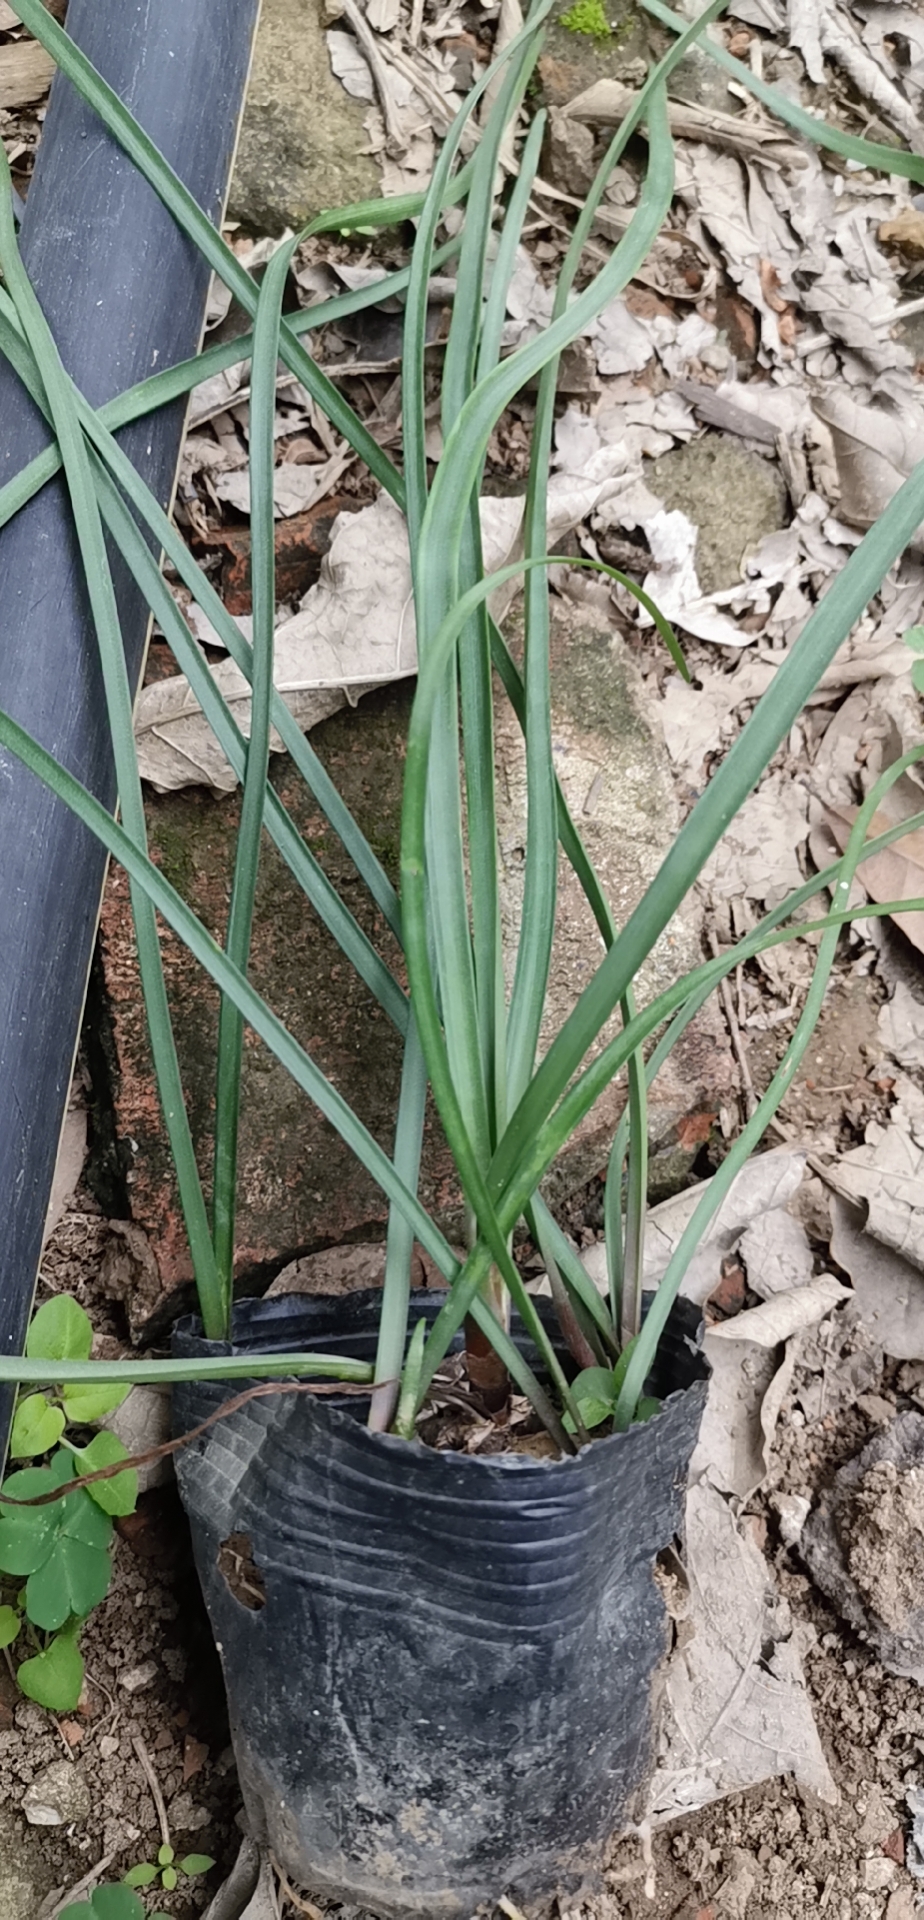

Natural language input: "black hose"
[0,0,261,1457]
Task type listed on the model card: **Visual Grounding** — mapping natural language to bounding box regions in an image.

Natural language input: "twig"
[0,1378,379,1508]
[562,78,808,166]
[273,1859,325,1918]
[338,0,406,148]
[39,1848,120,1919]
[709,926,758,1120]
[498,1898,530,1920]
[132,1731,172,1853]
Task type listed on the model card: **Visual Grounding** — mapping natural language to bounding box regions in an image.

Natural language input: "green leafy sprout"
[125,1842,215,1897]
[0,0,922,1459]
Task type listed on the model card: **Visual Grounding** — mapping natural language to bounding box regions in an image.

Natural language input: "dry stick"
[338,0,406,146]
[273,1859,326,1919]
[0,1378,381,1508]
[132,1731,172,1854]
[708,925,758,1120]
[39,1848,121,1920]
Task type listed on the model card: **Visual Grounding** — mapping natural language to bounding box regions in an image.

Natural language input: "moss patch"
[648,435,788,593]
[560,0,612,41]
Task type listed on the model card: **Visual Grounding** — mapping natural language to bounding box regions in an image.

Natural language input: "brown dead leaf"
[677,1111,716,1150]
[758,258,789,313]
[879,209,924,261]
[0,39,55,107]
[183,1734,209,1782]
[705,1256,747,1325]
[59,1719,84,1747]
[823,801,924,957]
[759,258,797,344]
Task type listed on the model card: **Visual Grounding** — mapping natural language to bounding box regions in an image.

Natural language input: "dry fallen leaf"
[830,1194,924,1363]
[812,392,924,553]
[831,1076,924,1271]
[136,480,631,791]
[0,38,55,108]
[647,1481,837,1824]
[822,799,924,958]
[707,1273,850,1348]
[879,209,924,261]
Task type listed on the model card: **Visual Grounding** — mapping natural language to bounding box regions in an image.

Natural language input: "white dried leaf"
[830,1194,924,1362]
[812,389,924,551]
[788,0,824,83]
[135,481,612,791]
[214,449,353,519]
[592,297,654,376]
[701,772,809,906]
[648,1482,837,1823]
[836,1077,924,1269]
[708,1274,850,1347]
[326,28,375,99]
[880,982,924,1075]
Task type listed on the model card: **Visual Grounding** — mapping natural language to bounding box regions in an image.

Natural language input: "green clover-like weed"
[0,1448,113,1629]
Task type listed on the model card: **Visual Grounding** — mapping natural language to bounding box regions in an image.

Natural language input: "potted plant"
[1,0,924,1913]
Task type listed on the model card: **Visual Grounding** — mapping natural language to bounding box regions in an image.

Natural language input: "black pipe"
[0,0,261,1450]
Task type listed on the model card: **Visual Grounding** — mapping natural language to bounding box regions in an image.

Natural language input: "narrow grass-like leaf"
[0,1353,374,1389]
[489,453,924,1199]
[369,1015,429,1433]
[642,0,924,186]
[0,705,459,1283]
[211,227,296,1301]
[613,745,924,1426]
[0,239,461,535]
[0,293,404,949]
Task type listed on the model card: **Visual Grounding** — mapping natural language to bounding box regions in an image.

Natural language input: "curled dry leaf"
[707,1272,850,1347]
[0,38,55,108]
[822,800,924,958]
[812,392,924,554]
[879,209,924,261]
[830,1075,924,1271]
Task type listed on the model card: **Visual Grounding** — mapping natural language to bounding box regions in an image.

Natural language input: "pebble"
[119,1660,158,1693]
[98,1734,120,1759]
[22,1760,91,1826]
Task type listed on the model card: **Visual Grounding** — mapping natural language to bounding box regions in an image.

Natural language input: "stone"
[22,1759,91,1827]
[229,0,377,233]
[649,435,789,594]
[546,106,598,198]
[92,619,734,1302]
[118,1660,159,1694]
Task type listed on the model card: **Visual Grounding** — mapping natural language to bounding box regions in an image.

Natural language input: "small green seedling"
[905,624,924,696]
[0,1295,138,1710]
[125,1844,215,1896]
[564,1339,660,1434]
